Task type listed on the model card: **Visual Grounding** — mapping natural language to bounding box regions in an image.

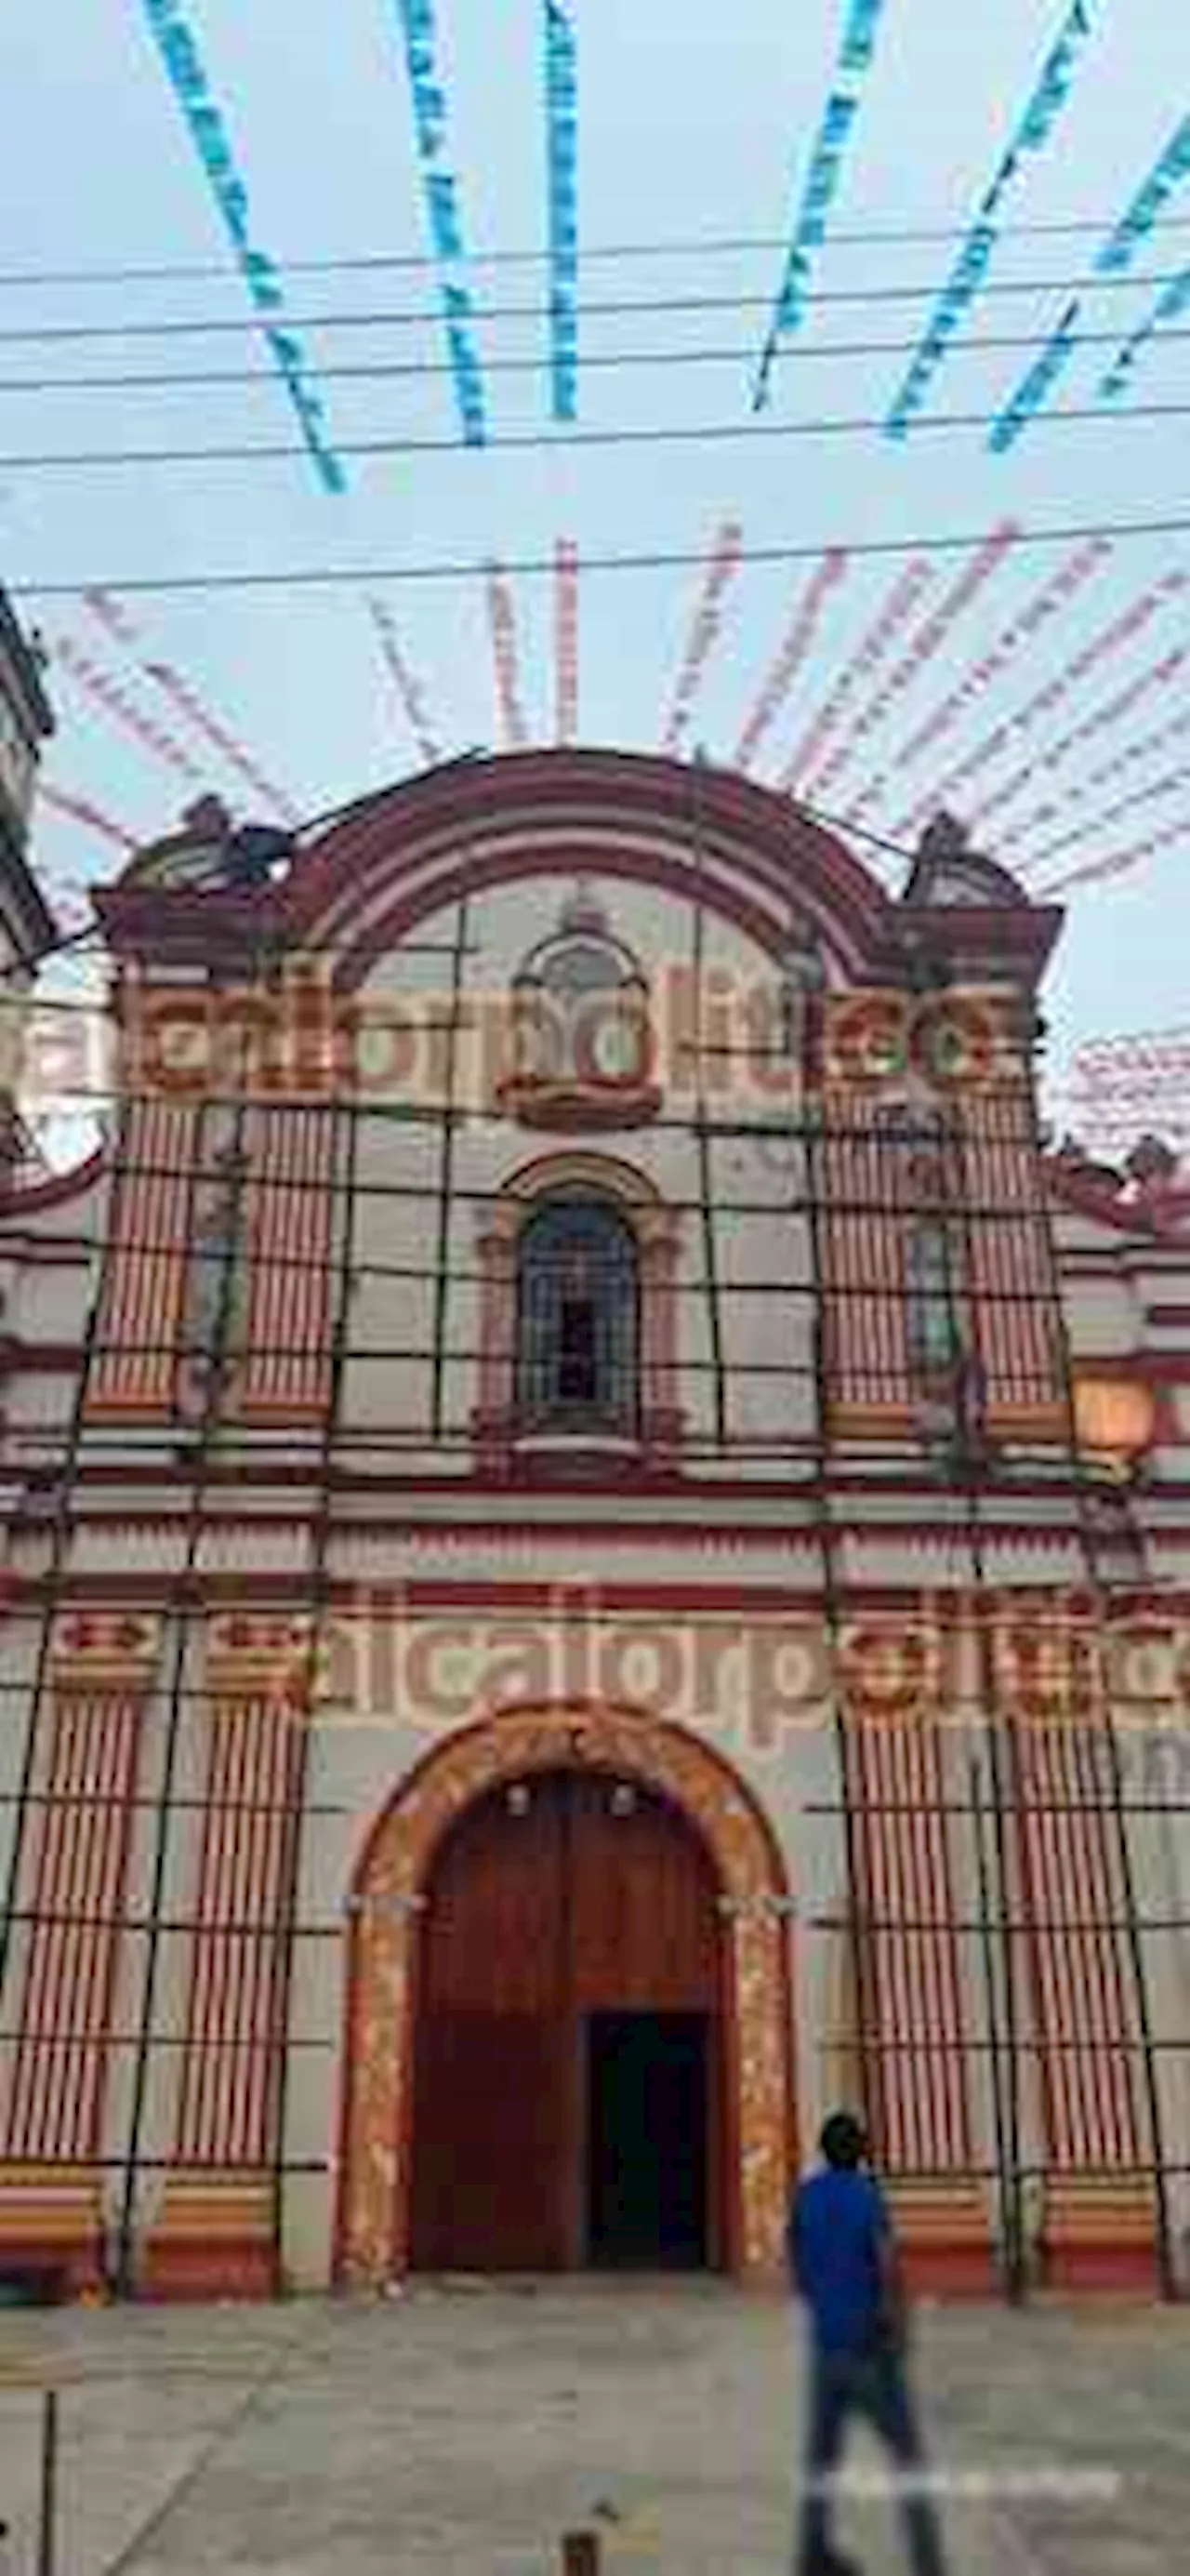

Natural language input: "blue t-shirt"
[787,2166,889,2353]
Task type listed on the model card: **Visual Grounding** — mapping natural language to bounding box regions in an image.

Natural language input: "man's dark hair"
[820,2110,866,2170]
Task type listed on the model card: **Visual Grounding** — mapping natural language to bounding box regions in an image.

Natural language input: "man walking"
[788,2111,948,2576]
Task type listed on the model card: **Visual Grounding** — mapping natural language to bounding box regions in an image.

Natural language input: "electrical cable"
[15,514,1190,604]
[0,212,1189,289]
[4,323,1190,397]
[0,268,1180,346]
[1,401,1188,475]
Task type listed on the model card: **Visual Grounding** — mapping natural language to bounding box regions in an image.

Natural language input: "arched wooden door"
[409,1768,724,2272]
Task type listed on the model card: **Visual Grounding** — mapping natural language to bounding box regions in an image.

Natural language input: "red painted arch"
[285,750,900,984]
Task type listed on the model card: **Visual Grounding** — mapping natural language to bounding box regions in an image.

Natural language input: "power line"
[1,215,1189,289]
[0,269,1180,346]
[1,402,1187,474]
[11,757,926,991]
[5,325,1190,399]
[14,514,1190,602]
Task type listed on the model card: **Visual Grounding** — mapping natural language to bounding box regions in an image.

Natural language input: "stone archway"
[335,1704,795,2285]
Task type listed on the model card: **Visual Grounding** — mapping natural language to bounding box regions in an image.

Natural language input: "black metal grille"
[515,1196,641,1435]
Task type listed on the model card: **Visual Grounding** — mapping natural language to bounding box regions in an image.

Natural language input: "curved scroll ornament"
[336,1705,794,2285]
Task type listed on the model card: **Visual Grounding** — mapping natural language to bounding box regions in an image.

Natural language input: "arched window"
[515,1196,641,1434]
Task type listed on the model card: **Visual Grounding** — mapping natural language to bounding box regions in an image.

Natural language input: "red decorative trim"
[139,2235,276,2301]
[1047,1157,1190,1242]
[496,1074,663,1130]
[298,751,892,980]
[0,1148,106,1217]
[847,1714,974,2178]
[240,1103,335,1419]
[172,1693,301,2171]
[335,1699,795,2286]
[1,1667,148,2199]
[471,1149,683,1472]
[86,1100,198,1415]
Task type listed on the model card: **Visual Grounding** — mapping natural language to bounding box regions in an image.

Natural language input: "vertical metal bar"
[114,1051,254,2293]
[688,755,727,1450]
[940,1076,1025,2300]
[0,1099,136,2007]
[794,950,877,2143]
[430,894,469,1442]
[969,1748,1016,2293]
[267,1084,359,2281]
[37,2388,57,2576]
[1020,1047,1176,2298]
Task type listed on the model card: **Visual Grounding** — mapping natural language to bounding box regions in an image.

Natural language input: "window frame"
[513,1191,642,1440]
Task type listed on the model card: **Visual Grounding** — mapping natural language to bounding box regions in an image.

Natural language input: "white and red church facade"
[0,748,1187,2302]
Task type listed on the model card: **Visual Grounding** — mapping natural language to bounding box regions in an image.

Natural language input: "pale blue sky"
[2,1,1188,1122]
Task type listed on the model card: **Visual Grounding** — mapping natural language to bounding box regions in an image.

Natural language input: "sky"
[1,0,1189,1155]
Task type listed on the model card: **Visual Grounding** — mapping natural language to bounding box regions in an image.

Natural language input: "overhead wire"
[4,324,1190,397]
[12,513,1190,602]
[0,268,1181,346]
[1,212,1189,288]
[1,401,1189,475]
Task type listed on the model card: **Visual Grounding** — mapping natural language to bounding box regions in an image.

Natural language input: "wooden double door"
[409,1769,725,2272]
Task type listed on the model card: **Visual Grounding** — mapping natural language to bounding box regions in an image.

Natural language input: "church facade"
[0,748,1187,2301]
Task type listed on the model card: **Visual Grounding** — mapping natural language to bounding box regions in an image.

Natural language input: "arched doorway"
[336,1705,795,2286]
[410,1769,721,2273]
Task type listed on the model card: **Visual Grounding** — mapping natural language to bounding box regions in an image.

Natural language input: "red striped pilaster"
[1009,1715,1157,2287]
[959,1082,1065,1432]
[821,1083,909,1416]
[0,1613,159,2287]
[87,1097,201,1414]
[239,1103,336,1420]
[844,1701,991,2291]
[145,1613,311,2298]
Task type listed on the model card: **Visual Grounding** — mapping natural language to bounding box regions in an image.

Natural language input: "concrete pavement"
[0,2282,1183,2573]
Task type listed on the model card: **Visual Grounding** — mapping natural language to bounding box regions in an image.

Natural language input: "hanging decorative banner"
[919,568,1190,813]
[1099,260,1190,402]
[884,0,1098,440]
[1026,763,1190,871]
[1084,699,1190,791]
[366,596,442,767]
[52,635,205,783]
[988,116,1190,450]
[832,523,1019,813]
[753,0,890,411]
[787,557,936,790]
[139,1,347,495]
[996,690,1190,850]
[387,0,488,445]
[554,538,579,745]
[973,644,1190,842]
[81,590,300,822]
[544,2,578,420]
[888,536,1111,821]
[484,563,529,748]
[659,519,746,755]
[1039,808,1189,897]
[734,551,848,773]
[37,786,140,853]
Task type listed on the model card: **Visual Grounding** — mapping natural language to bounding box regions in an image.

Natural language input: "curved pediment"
[97,749,897,987]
